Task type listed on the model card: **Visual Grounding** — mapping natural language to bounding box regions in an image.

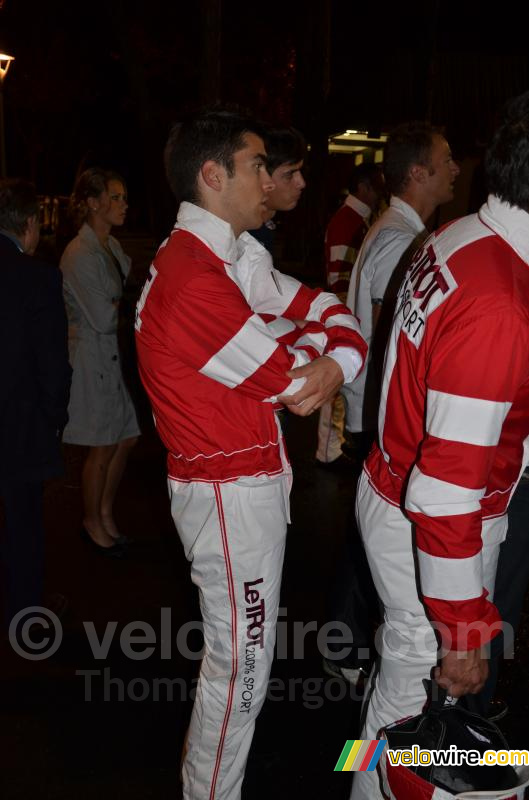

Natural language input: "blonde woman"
[61,168,140,555]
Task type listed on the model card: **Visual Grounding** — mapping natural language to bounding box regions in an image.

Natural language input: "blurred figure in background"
[60,168,140,556]
[316,162,384,469]
[0,178,71,626]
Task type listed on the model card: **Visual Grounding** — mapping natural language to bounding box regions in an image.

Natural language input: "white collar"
[176,202,238,264]
[389,196,425,234]
[344,193,371,220]
[478,195,529,265]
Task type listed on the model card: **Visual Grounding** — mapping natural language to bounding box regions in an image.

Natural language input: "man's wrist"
[326,347,362,384]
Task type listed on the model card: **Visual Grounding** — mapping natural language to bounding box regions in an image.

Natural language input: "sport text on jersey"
[395,242,457,346]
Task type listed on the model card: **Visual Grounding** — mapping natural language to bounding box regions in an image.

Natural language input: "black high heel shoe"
[80,527,125,558]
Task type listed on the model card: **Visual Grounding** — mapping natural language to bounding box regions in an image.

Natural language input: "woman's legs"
[100,436,138,539]
[82,444,118,547]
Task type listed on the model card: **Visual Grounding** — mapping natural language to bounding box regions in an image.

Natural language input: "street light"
[0,52,14,178]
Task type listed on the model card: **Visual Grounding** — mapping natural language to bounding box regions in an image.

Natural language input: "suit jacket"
[0,232,72,482]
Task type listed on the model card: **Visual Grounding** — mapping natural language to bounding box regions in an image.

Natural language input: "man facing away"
[0,178,71,630]
[351,91,529,799]
[134,110,367,800]
[343,122,460,454]
[316,162,384,468]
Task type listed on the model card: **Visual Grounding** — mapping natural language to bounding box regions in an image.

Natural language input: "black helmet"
[382,681,518,796]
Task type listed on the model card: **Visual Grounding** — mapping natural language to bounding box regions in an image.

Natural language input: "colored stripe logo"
[334,740,386,771]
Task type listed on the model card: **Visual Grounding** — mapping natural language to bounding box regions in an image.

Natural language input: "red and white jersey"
[366,195,529,648]
[324,193,371,300]
[135,203,367,483]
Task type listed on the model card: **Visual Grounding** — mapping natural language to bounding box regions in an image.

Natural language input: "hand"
[434,646,488,697]
[277,356,343,417]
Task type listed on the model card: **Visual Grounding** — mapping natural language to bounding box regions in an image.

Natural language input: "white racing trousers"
[350,469,506,800]
[169,473,289,800]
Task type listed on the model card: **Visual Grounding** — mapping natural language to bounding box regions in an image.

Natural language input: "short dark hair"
[164,109,265,205]
[485,91,529,211]
[69,167,125,229]
[263,127,307,174]
[384,121,439,196]
[0,178,39,236]
[348,162,383,195]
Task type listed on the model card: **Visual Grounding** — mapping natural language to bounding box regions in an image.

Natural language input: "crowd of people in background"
[3,90,529,800]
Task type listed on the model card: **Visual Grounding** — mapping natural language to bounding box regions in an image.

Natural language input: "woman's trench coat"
[60,223,140,446]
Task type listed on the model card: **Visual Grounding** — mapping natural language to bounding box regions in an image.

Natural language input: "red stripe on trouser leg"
[170,477,288,800]
[209,483,238,800]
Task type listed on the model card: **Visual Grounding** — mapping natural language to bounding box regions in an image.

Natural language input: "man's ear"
[200,160,225,192]
[409,164,428,185]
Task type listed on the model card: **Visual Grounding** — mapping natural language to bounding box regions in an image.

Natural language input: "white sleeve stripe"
[417,548,482,601]
[265,318,297,338]
[294,331,327,353]
[199,314,278,388]
[426,389,511,447]
[329,245,349,261]
[405,465,485,517]
[324,313,357,329]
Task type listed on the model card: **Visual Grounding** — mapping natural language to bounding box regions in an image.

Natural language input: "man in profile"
[135,110,367,799]
[0,178,71,630]
[249,126,306,252]
[344,121,460,452]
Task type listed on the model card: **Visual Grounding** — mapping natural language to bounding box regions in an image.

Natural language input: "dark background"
[2,0,529,273]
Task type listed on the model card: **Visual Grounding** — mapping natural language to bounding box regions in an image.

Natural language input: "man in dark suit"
[0,178,71,629]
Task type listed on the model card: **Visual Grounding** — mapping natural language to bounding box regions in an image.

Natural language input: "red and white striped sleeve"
[404,312,529,650]
[325,209,364,296]
[238,234,367,379]
[166,267,329,403]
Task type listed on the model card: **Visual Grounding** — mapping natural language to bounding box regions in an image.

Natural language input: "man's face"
[425,134,460,205]
[221,133,275,236]
[266,159,306,214]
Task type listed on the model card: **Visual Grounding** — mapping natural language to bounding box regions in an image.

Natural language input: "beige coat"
[60,223,139,445]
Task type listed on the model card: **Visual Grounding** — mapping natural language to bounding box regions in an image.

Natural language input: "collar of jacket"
[389,195,425,235]
[344,192,371,220]
[479,194,529,265]
[175,202,239,265]
[0,229,24,252]
[78,221,121,259]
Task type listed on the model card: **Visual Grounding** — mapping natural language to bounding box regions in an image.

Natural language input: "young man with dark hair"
[351,92,529,800]
[249,126,306,251]
[135,110,367,800]
[0,178,71,629]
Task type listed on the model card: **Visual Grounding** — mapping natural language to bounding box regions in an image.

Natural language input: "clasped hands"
[277,356,343,417]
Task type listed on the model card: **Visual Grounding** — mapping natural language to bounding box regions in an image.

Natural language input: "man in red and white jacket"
[351,93,529,800]
[135,110,367,800]
[316,162,384,466]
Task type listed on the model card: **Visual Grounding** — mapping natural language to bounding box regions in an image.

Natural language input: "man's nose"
[262,169,275,193]
[295,172,306,190]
